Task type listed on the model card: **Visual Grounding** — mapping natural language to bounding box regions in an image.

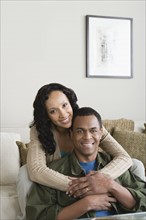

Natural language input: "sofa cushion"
[0,185,20,219]
[102,118,134,134]
[16,141,29,166]
[112,128,146,169]
[0,132,21,185]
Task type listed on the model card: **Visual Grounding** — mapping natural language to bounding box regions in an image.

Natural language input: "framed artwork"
[86,15,133,78]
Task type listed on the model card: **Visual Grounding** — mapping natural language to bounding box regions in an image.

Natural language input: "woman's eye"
[49,109,56,114]
[63,102,68,108]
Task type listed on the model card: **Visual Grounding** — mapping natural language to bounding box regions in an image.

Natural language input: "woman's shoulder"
[29,125,39,141]
[30,125,37,133]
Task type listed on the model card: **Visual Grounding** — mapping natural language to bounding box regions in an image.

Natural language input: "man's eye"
[76,129,83,134]
[91,129,97,133]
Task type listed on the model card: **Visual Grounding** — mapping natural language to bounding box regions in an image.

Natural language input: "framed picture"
[86,15,133,78]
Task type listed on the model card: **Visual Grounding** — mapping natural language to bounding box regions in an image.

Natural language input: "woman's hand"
[67,172,112,198]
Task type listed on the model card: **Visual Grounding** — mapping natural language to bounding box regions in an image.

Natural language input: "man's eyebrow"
[75,127,98,130]
[89,127,99,131]
[75,127,84,130]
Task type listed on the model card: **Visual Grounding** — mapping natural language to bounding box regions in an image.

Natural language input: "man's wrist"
[108,179,119,195]
[82,196,93,212]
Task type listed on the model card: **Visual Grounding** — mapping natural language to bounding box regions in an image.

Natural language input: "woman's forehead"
[45,91,69,108]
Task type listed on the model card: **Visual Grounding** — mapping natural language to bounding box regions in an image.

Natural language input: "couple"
[26,106,146,219]
[17,83,145,219]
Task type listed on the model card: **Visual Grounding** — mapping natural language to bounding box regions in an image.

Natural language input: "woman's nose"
[58,109,66,117]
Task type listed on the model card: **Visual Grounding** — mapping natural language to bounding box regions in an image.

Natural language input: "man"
[26,107,146,220]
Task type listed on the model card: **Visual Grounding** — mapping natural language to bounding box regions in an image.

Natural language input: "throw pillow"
[102,118,134,134]
[144,123,146,134]
[16,141,29,166]
[112,127,146,169]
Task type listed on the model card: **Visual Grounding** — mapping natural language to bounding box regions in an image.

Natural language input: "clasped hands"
[67,171,112,198]
[66,171,116,211]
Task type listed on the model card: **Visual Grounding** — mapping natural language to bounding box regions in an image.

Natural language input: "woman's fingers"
[67,176,90,197]
[67,174,99,197]
[67,173,113,198]
[72,187,91,198]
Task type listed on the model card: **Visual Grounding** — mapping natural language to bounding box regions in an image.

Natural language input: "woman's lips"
[60,117,70,124]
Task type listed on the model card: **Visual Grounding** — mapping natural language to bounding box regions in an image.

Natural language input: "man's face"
[71,115,103,162]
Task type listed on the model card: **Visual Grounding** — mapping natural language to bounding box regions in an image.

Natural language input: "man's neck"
[74,150,98,163]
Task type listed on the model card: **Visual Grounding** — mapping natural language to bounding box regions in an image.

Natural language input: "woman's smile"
[59,116,71,125]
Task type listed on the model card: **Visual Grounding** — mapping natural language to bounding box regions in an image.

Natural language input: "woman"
[17,83,134,219]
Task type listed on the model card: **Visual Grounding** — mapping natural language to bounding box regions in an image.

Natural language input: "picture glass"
[86,15,133,78]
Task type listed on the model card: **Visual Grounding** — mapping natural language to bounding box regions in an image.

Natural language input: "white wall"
[1,0,146,131]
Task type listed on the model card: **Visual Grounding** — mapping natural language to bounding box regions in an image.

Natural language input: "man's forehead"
[73,115,99,127]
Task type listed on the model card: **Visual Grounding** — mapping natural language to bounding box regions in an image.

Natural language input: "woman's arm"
[27,126,70,191]
[99,126,133,179]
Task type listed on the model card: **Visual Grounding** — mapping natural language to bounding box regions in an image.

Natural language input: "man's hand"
[56,193,117,220]
[67,172,112,198]
[85,194,117,211]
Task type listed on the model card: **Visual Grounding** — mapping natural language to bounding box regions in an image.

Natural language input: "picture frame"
[86,15,133,78]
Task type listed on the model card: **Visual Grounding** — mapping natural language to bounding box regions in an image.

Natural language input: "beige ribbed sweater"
[27,126,132,191]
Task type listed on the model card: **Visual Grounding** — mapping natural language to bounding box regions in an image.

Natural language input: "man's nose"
[83,131,91,139]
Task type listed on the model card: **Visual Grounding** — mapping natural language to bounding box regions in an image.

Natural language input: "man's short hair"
[71,107,102,129]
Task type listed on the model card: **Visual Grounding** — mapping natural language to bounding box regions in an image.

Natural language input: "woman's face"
[45,90,73,129]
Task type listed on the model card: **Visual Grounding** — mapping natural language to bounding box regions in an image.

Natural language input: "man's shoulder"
[98,151,112,162]
[48,154,71,172]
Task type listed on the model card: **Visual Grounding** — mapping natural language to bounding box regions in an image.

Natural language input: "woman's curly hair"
[30,83,79,154]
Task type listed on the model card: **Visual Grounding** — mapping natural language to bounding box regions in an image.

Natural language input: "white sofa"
[0,132,21,220]
[0,129,29,220]
[0,120,145,220]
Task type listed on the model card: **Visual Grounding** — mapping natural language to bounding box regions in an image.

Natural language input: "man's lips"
[81,142,94,147]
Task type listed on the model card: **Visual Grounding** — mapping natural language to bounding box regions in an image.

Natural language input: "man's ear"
[99,127,104,140]
[69,129,73,139]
